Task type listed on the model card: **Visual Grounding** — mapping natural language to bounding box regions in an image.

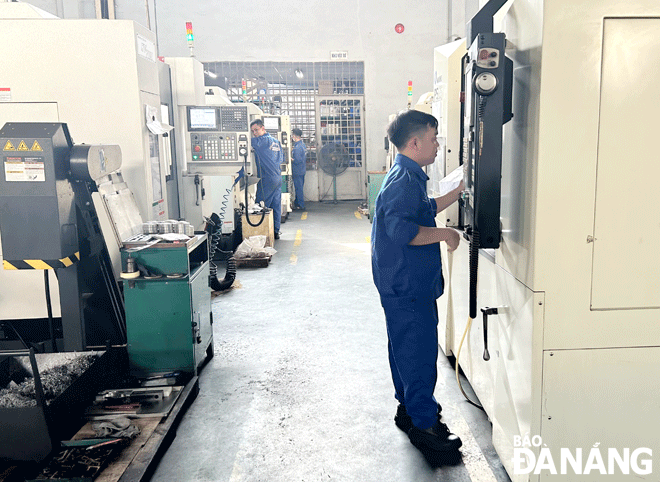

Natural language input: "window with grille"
[203,61,364,171]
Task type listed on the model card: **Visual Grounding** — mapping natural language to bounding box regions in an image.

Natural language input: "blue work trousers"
[293,174,305,209]
[257,179,282,232]
[383,296,439,430]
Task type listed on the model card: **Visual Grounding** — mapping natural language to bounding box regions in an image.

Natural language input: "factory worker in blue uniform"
[371,109,464,461]
[250,119,283,239]
[291,127,306,210]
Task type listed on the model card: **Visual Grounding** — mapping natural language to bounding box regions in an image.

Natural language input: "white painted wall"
[19,0,477,175]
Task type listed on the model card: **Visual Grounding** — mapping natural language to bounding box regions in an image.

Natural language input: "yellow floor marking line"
[366,236,370,243]
[301,212,307,220]
[354,211,362,219]
[290,229,303,264]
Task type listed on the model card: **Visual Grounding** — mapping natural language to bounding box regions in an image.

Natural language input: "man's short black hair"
[387,110,438,150]
[250,119,264,128]
[292,128,303,137]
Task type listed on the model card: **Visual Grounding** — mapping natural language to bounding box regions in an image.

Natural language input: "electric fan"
[318,143,350,203]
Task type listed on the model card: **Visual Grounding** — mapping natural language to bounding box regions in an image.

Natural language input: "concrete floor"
[152,200,512,482]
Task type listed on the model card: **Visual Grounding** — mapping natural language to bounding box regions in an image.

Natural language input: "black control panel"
[461,31,513,249]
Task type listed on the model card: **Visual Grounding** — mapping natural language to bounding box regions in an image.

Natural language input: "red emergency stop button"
[194,145,201,152]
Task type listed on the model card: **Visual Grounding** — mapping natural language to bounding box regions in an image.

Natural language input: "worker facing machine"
[250,119,283,239]
[371,110,465,463]
[291,127,307,210]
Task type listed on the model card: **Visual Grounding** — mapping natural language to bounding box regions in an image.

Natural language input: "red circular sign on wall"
[395,23,405,34]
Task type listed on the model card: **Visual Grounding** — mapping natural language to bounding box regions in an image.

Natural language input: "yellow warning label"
[31,140,42,151]
[17,140,29,151]
[3,140,14,151]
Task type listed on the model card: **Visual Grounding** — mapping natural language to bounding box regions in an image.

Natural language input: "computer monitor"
[262,116,280,131]
[187,107,218,131]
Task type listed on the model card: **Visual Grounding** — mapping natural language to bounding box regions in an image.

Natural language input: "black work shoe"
[408,421,462,454]
[394,403,442,433]
[274,231,281,240]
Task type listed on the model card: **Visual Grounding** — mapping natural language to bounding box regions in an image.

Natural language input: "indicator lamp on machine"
[186,21,194,56]
[407,80,413,108]
[241,79,247,96]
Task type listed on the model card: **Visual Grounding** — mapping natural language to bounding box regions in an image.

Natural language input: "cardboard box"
[241,209,274,247]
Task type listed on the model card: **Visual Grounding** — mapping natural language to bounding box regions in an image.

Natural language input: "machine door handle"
[480,306,504,361]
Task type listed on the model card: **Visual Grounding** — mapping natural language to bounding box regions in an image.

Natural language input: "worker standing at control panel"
[250,119,283,239]
[371,109,464,463]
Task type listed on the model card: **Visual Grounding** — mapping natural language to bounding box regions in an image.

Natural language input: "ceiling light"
[204,70,218,79]
[295,69,304,79]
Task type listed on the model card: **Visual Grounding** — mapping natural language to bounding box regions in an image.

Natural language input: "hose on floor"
[454,315,484,410]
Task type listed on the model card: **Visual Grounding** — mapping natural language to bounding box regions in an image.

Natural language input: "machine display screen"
[263,116,280,131]
[188,108,218,130]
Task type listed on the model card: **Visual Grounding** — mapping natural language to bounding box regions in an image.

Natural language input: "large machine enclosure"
[442,0,660,480]
[0,16,167,322]
[0,18,167,222]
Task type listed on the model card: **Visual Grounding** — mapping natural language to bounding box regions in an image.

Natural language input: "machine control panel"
[186,105,250,167]
[220,106,249,131]
[190,133,238,161]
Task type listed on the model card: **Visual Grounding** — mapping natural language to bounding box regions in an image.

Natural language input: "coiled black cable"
[469,229,480,319]
[243,150,266,227]
[204,213,236,292]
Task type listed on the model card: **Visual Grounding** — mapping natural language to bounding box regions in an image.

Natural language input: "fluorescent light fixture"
[295,69,304,79]
[204,70,218,79]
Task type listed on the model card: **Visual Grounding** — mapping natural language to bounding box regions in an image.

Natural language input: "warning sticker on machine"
[4,156,45,182]
[0,88,10,102]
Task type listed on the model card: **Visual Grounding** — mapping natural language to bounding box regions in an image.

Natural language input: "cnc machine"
[0,6,170,337]
[439,0,660,480]
[166,56,263,234]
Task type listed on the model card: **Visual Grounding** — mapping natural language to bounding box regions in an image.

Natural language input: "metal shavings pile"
[0,354,98,408]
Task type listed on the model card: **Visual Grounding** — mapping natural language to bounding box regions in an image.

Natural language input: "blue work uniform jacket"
[251,133,283,184]
[292,140,307,176]
[371,154,443,302]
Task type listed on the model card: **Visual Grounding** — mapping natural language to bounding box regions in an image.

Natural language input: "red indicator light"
[395,23,405,34]
[479,49,489,60]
